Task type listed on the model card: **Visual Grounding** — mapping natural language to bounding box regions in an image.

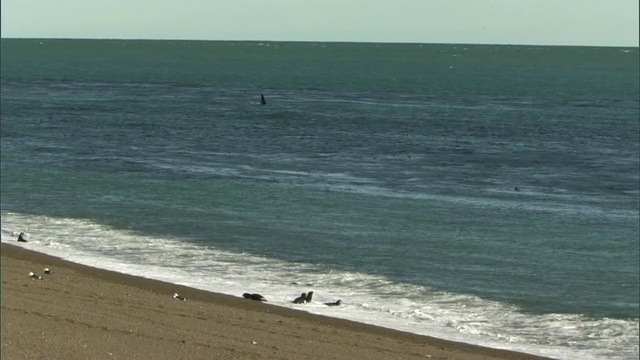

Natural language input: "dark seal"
[324,300,341,306]
[243,293,267,301]
[17,232,28,242]
[293,291,314,304]
[293,292,307,304]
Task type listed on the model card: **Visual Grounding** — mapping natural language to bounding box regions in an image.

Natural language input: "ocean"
[1,39,638,360]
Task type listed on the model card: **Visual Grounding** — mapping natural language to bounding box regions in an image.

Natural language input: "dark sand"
[1,243,555,360]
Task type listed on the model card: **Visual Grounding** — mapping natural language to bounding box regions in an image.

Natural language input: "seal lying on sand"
[17,232,28,242]
[324,300,341,306]
[243,293,267,301]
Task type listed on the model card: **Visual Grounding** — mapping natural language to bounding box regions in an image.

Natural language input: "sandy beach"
[1,243,555,360]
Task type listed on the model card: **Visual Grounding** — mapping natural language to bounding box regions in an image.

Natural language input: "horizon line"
[1,36,638,49]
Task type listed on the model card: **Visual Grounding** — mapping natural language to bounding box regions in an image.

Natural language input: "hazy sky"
[1,0,638,46]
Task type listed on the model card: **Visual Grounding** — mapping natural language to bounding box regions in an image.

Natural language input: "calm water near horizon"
[1,39,638,360]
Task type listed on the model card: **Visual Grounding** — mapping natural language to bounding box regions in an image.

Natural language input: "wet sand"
[1,243,555,360]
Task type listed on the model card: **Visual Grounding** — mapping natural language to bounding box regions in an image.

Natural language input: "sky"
[1,0,638,47]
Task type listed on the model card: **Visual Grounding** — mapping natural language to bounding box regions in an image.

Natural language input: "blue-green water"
[1,39,639,359]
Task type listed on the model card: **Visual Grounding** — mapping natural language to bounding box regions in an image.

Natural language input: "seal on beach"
[173,293,188,301]
[293,293,307,304]
[293,291,314,304]
[324,300,341,306]
[243,293,267,301]
[43,268,52,274]
[28,272,43,280]
[17,232,28,242]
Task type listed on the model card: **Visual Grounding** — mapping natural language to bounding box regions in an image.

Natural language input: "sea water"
[1,39,638,360]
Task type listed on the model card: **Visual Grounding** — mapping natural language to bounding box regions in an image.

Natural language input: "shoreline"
[2,242,555,360]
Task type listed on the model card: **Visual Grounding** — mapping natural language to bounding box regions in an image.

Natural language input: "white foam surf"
[2,211,637,360]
